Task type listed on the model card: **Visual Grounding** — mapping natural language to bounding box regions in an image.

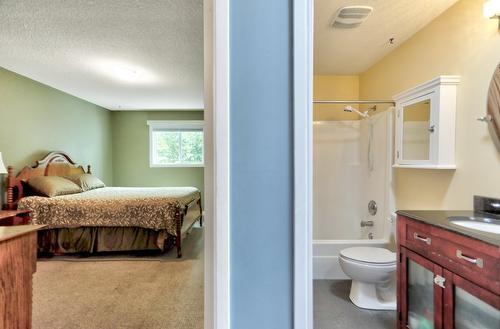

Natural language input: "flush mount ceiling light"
[91,59,159,84]
[484,0,500,18]
[330,5,373,29]
[111,65,143,82]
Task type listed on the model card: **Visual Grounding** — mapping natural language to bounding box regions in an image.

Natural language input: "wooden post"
[175,209,182,258]
[6,166,14,210]
[198,198,203,227]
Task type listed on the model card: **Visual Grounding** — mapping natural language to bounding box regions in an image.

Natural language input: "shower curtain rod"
[313,100,395,105]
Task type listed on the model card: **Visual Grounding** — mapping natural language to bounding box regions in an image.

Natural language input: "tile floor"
[314,280,396,329]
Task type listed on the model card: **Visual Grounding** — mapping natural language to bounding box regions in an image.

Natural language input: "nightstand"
[0,210,31,226]
[1,224,45,328]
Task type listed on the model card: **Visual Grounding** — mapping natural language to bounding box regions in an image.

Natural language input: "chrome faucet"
[361,220,374,227]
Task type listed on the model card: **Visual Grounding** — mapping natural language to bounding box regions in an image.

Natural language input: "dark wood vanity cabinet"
[397,215,500,329]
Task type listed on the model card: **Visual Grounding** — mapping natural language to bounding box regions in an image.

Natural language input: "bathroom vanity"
[396,197,500,329]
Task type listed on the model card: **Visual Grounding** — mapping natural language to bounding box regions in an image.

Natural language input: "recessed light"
[110,65,143,82]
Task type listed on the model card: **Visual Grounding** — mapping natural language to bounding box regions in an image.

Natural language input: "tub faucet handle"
[361,220,374,227]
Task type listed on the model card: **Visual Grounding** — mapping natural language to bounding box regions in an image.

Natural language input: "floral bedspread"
[18,187,201,236]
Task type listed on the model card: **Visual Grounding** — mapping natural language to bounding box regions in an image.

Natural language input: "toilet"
[339,246,397,310]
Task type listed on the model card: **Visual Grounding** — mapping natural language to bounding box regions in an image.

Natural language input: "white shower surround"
[313,111,394,279]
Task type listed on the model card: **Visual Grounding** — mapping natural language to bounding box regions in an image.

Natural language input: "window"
[148,121,204,167]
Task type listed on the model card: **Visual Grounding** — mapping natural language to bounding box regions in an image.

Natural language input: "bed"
[6,151,202,258]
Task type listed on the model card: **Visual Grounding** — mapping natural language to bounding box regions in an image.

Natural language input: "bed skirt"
[37,227,174,255]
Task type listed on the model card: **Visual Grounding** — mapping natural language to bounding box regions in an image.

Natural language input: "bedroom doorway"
[0,0,232,328]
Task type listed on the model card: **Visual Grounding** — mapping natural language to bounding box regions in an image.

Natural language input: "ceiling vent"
[331,6,373,29]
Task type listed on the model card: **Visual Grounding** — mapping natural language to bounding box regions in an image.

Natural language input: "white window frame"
[147,120,205,168]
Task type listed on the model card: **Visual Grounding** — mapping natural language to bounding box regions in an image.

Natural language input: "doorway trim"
[293,0,314,328]
[204,0,230,329]
[206,0,315,327]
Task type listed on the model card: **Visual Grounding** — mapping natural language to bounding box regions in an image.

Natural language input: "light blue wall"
[230,0,293,328]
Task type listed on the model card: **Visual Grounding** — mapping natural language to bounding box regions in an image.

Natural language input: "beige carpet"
[32,227,204,329]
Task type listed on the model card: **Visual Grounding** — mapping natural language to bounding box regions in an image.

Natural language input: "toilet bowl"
[339,246,397,310]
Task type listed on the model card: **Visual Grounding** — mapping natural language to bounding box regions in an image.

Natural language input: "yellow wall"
[313,75,360,121]
[360,0,500,209]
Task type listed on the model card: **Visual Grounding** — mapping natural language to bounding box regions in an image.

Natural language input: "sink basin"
[448,216,500,234]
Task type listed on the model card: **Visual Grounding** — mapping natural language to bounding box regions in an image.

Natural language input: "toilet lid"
[340,247,396,264]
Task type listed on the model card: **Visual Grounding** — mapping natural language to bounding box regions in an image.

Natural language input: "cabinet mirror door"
[444,271,500,329]
[402,98,432,161]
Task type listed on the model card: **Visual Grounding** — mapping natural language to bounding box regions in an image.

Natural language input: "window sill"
[150,164,205,168]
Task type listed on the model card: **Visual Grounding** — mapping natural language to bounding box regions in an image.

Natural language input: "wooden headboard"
[6,151,91,210]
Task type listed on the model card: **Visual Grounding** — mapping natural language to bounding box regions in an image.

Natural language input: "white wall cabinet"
[393,76,460,169]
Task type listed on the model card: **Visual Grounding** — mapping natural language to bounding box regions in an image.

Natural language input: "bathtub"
[313,238,391,279]
[313,113,395,280]
[313,215,396,280]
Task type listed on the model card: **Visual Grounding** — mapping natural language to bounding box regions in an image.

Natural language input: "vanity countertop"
[0,225,46,243]
[397,210,500,247]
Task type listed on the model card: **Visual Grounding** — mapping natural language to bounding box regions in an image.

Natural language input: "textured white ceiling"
[314,0,459,75]
[0,0,203,110]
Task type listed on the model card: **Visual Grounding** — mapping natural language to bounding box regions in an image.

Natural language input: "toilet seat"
[340,247,396,266]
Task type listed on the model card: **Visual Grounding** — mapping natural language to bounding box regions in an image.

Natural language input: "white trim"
[204,0,230,329]
[150,164,205,168]
[108,108,204,111]
[392,164,457,169]
[393,75,460,101]
[147,120,205,129]
[293,0,313,328]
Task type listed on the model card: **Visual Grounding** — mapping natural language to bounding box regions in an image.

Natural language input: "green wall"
[111,111,204,203]
[0,67,204,208]
[0,67,113,202]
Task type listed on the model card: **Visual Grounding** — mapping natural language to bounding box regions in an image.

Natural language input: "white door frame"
[293,0,314,328]
[206,0,313,327]
[204,0,230,329]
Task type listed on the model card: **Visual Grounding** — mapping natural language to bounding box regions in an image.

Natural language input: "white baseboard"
[313,256,349,280]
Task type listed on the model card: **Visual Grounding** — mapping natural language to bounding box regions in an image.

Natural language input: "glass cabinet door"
[444,271,500,329]
[407,258,435,329]
[400,247,442,329]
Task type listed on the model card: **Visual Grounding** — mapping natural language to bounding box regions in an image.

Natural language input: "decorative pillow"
[65,173,106,191]
[28,176,82,197]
